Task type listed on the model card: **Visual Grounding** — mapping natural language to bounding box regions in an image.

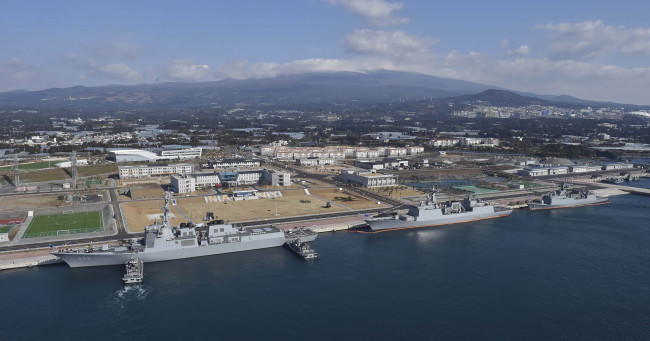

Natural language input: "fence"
[22,226,104,239]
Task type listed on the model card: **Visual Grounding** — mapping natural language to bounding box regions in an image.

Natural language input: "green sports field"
[0,225,14,234]
[0,161,55,172]
[23,211,104,238]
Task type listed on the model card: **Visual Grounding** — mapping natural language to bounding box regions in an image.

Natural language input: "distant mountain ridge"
[0,70,641,111]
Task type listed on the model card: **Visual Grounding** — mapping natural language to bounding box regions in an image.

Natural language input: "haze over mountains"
[0,70,642,111]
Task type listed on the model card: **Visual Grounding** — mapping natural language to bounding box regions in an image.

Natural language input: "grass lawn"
[453,185,499,194]
[0,161,55,172]
[0,225,13,234]
[26,211,103,234]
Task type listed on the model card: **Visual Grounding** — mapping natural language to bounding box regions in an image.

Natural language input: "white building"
[335,169,397,188]
[118,163,195,179]
[0,232,8,242]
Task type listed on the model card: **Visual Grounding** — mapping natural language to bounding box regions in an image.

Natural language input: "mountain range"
[0,70,643,111]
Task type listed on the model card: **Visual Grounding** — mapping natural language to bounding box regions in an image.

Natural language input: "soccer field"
[24,211,104,237]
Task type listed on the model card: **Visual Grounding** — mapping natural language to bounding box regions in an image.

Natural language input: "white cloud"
[344,29,435,59]
[538,20,650,59]
[95,63,142,81]
[507,44,531,56]
[164,59,210,81]
[324,0,408,26]
[80,40,143,61]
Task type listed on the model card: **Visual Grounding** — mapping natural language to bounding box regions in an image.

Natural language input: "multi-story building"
[429,139,461,147]
[160,147,202,159]
[208,158,261,169]
[118,163,194,179]
[263,169,291,186]
[297,157,338,166]
[170,172,221,194]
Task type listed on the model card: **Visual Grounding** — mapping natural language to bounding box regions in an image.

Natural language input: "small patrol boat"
[286,239,318,260]
[122,256,143,284]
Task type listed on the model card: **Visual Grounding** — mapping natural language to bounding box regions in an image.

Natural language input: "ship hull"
[53,236,287,268]
[365,210,512,231]
[528,197,609,210]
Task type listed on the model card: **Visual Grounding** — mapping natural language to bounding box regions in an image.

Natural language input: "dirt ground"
[0,194,65,211]
[307,188,387,209]
[177,190,347,223]
[367,186,425,199]
[121,200,188,232]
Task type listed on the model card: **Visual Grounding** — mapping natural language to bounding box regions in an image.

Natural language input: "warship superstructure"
[365,192,512,231]
[528,183,609,210]
[52,193,317,268]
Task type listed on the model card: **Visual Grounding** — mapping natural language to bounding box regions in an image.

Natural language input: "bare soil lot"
[121,200,188,232]
[308,188,387,209]
[0,194,64,211]
[177,190,346,223]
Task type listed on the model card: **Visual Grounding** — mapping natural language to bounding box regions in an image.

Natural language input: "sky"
[2,0,650,104]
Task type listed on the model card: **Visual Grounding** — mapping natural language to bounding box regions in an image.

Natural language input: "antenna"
[71,150,78,188]
[13,156,20,186]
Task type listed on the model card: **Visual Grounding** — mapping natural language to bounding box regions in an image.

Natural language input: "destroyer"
[528,183,609,210]
[365,192,512,231]
[52,192,317,268]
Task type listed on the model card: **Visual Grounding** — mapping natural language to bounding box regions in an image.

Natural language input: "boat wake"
[107,285,152,314]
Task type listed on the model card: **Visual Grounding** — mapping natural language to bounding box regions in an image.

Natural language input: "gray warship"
[528,183,609,210]
[365,192,512,231]
[52,193,317,268]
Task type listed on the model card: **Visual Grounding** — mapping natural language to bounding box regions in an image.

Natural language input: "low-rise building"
[601,163,634,170]
[570,164,602,173]
[517,167,550,177]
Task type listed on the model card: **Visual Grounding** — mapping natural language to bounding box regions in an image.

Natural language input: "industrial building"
[335,168,397,188]
[354,158,409,170]
[118,163,194,179]
[109,147,202,162]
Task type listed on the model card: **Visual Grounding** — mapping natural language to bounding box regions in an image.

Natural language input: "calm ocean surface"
[1,181,649,340]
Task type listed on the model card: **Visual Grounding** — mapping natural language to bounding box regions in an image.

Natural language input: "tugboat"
[122,256,143,284]
[286,239,318,260]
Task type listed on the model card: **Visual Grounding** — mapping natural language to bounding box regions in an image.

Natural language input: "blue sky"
[2,0,650,104]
